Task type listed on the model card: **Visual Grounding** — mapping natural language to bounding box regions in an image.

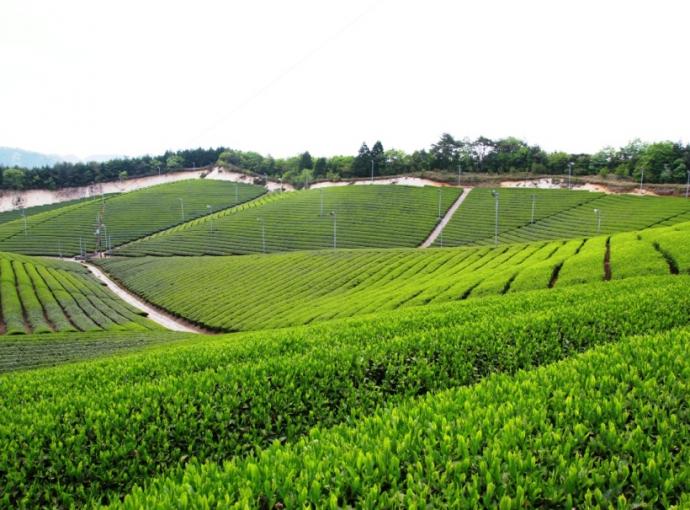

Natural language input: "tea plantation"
[97,220,689,331]
[0,180,265,256]
[1,177,690,509]
[116,185,462,255]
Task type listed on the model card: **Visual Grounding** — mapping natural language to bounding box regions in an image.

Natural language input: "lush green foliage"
[0,180,264,256]
[116,326,690,509]
[117,185,461,256]
[438,188,690,246]
[0,251,158,335]
[1,276,688,507]
[100,222,678,331]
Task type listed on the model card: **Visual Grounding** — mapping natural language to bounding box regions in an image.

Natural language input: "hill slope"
[0,180,265,256]
[116,185,462,255]
[98,220,690,332]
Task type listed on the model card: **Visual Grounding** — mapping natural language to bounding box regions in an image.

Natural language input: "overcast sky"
[1,0,689,159]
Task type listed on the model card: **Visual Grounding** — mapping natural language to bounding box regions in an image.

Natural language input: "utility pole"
[330,211,337,249]
[491,190,499,245]
[21,209,27,236]
[207,205,213,233]
[593,208,601,235]
[437,187,442,219]
[235,182,239,202]
[640,167,647,194]
[178,198,184,221]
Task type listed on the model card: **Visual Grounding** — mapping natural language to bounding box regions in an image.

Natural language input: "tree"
[351,143,371,178]
[313,157,327,177]
[370,141,385,176]
[298,151,313,170]
[166,154,185,171]
[2,168,25,189]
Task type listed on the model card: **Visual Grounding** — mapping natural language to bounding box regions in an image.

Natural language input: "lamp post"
[177,198,184,221]
[593,208,601,235]
[257,217,266,253]
[207,205,213,233]
[531,194,536,224]
[491,190,499,245]
[437,187,443,219]
[640,166,647,194]
[330,211,337,250]
[568,162,573,189]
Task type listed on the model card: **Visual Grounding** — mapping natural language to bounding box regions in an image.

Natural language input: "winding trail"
[420,187,472,248]
[83,262,208,334]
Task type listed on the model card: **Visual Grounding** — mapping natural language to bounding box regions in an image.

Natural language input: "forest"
[1,134,688,190]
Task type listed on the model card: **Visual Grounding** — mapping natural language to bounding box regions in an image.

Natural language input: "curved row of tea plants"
[1,275,689,507]
[437,187,690,246]
[0,251,160,335]
[98,221,687,332]
[116,185,462,256]
[0,180,264,256]
[0,330,190,373]
[0,195,108,225]
[116,325,690,509]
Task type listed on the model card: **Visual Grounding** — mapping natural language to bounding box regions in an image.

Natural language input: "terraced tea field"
[0,180,265,256]
[437,187,690,246]
[98,220,689,331]
[2,175,690,509]
[0,251,160,334]
[2,275,689,507]
[117,185,462,255]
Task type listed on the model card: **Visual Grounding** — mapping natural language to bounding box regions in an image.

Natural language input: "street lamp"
[207,205,213,233]
[177,198,184,221]
[437,187,443,219]
[491,190,499,245]
[531,194,536,224]
[568,162,574,189]
[330,211,337,250]
[257,217,266,253]
[593,208,601,235]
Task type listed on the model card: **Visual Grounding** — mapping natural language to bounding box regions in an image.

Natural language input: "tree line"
[1,135,688,191]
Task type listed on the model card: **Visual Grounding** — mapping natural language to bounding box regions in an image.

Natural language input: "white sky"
[1,0,689,159]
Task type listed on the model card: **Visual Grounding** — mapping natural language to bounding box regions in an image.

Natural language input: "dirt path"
[420,188,473,248]
[82,262,207,334]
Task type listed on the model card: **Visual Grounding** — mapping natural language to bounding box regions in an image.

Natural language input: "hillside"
[116,185,462,255]
[0,251,160,335]
[97,220,689,332]
[0,180,265,256]
[436,187,690,246]
[0,275,688,507]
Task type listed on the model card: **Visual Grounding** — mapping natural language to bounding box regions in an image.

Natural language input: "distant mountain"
[0,147,124,168]
[0,147,66,168]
